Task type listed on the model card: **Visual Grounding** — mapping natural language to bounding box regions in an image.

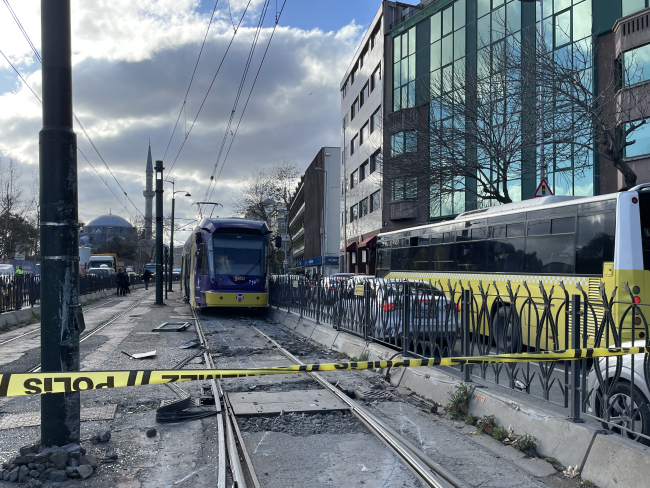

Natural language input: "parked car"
[172,268,181,281]
[586,341,650,445]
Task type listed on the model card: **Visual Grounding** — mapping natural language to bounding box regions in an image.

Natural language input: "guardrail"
[0,273,146,312]
[269,276,650,446]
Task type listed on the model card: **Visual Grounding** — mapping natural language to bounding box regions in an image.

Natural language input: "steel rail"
[249,324,468,488]
[0,296,123,348]
[193,307,260,488]
[29,291,152,373]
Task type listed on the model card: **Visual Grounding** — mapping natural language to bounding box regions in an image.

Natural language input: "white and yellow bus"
[376,186,650,350]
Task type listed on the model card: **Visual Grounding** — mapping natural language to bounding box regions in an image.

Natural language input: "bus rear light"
[382,303,395,312]
[633,197,639,204]
[634,296,641,304]
[641,332,646,339]
[633,286,641,294]
[635,317,642,325]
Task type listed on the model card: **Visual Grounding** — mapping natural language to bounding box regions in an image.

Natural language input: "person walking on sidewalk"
[143,268,152,290]
[116,268,126,296]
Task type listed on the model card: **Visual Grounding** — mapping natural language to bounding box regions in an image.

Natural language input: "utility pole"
[39,0,80,446]
[155,160,164,305]
[169,197,174,292]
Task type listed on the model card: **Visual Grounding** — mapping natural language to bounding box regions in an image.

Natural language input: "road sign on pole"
[533,178,553,198]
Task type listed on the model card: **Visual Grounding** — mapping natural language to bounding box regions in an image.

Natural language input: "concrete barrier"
[267,308,650,482]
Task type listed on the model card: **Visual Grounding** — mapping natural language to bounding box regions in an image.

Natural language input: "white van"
[0,265,15,277]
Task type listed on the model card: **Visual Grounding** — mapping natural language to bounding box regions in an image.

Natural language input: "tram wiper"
[243,259,261,276]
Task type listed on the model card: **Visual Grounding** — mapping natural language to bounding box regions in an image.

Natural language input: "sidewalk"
[267,307,650,488]
[0,290,220,487]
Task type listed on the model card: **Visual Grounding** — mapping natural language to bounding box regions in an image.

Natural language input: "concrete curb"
[267,308,650,486]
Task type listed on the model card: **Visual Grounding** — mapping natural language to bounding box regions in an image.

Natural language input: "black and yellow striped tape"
[1,346,648,398]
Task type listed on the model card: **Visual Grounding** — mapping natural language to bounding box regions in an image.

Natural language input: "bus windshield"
[212,234,266,276]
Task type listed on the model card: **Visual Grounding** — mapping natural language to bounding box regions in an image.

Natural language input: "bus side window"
[575,212,616,275]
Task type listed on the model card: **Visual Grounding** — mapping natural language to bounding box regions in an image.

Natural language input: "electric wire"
[205,0,287,207]
[202,0,271,206]
[2,0,146,221]
[0,47,137,220]
[165,0,253,179]
[161,0,221,162]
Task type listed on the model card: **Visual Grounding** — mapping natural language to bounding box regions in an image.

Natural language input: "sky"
[0,0,383,245]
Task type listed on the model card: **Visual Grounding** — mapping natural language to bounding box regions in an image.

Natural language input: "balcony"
[292,226,305,240]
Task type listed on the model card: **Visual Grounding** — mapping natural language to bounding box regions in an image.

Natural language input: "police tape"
[1,346,648,398]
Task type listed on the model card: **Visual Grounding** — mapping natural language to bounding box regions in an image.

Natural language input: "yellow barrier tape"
[1,346,648,397]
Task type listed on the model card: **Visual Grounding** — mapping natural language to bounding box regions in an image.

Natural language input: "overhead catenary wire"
[165,0,253,179]
[202,0,272,209]
[2,0,147,221]
[205,0,287,206]
[161,0,221,162]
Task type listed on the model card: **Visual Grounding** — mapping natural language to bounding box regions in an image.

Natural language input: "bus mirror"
[195,233,202,245]
[274,236,282,248]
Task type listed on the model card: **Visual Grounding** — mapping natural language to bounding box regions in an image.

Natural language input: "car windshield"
[212,234,266,276]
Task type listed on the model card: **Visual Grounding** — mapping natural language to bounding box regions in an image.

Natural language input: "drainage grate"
[353,388,397,402]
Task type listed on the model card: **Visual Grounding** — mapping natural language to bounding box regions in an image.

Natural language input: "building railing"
[269,276,650,445]
[388,7,422,31]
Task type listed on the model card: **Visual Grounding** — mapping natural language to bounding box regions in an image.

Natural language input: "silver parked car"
[586,341,650,445]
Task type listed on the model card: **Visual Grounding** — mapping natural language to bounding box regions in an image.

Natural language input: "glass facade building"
[385,0,636,227]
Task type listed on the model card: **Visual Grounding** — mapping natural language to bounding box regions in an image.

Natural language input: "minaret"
[143,142,154,239]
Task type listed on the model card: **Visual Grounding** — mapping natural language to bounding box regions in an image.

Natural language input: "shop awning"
[358,236,377,248]
[340,242,357,252]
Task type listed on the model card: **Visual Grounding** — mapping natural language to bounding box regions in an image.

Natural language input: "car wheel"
[598,382,650,446]
[494,305,521,353]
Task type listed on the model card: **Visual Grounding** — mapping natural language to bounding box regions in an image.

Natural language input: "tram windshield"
[212,234,266,276]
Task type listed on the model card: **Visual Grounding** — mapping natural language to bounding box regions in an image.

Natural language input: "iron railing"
[269,276,650,446]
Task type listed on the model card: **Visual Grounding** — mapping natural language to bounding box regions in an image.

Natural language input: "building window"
[624,43,650,87]
[351,134,358,155]
[360,48,368,68]
[371,64,381,92]
[351,98,359,120]
[370,151,381,173]
[391,177,417,201]
[360,197,369,217]
[393,26,416,112]
[623,0,648,17]
[341,211,345,225]
[370,190,381,212]
[342,80,348,100]
[350,204,358,222]
[390,131,417,156]
[351,65,357,84]
[342,114,348,130]
[370,106,381,133]
[359,161,368,181]
[360,82,370,107]
[626,120,650,158]
[360,122,369,146]
[351,251,357,264]
[351,169,358,189]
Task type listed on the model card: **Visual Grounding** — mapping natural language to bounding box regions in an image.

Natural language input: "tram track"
[0,296,123,348]
[246,322,468,488]
[29,290,152,373]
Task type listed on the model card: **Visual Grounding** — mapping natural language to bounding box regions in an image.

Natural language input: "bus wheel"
[494,306,521,353]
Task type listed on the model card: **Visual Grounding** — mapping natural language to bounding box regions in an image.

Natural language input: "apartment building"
[288,147,341,277]
[340,2,418,274]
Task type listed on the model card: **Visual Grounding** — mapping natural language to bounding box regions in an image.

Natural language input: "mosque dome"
[87,214,132,228]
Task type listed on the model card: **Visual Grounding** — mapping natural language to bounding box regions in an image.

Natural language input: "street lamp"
[315,152,329,277]
[164,179,191,292]
[518,0,547,181]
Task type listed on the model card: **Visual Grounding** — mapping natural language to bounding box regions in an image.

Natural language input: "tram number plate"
[355,285,364,296]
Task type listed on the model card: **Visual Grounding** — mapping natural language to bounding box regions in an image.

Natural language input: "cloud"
[0,1,363,244]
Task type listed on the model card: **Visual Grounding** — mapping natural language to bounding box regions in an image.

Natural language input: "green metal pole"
[155,160,164,305]
[39,0,80,446]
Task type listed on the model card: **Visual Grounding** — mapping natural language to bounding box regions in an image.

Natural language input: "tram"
[181,218,270,308]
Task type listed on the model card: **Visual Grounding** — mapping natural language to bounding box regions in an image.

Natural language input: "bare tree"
[0,157,25,257]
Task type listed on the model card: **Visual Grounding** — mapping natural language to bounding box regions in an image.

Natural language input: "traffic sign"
[283,259,288,265]
[533,178,553,198]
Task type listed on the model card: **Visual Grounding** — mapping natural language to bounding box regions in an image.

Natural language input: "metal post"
[168,197,174,292]
[568,294,584,422]
[462,290,471,382]
[402,282,410,356]
[316,278,321,324]
[364,281,370,342]
[539,0,546,181]
[39,0,80,446]
[164,247,168,300]
[155,160,164,305]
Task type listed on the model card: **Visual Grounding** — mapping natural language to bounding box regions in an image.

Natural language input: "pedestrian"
[15,266,23,275]
[143,268,152,290]
[116,268,125,296]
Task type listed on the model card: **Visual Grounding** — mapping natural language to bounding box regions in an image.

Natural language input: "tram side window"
[575,212,616,275]
[640,198,650,271]
[430,244,455,271]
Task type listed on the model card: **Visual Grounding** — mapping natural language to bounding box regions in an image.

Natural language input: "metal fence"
[0,273,145,312]
[269,276,650,445]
